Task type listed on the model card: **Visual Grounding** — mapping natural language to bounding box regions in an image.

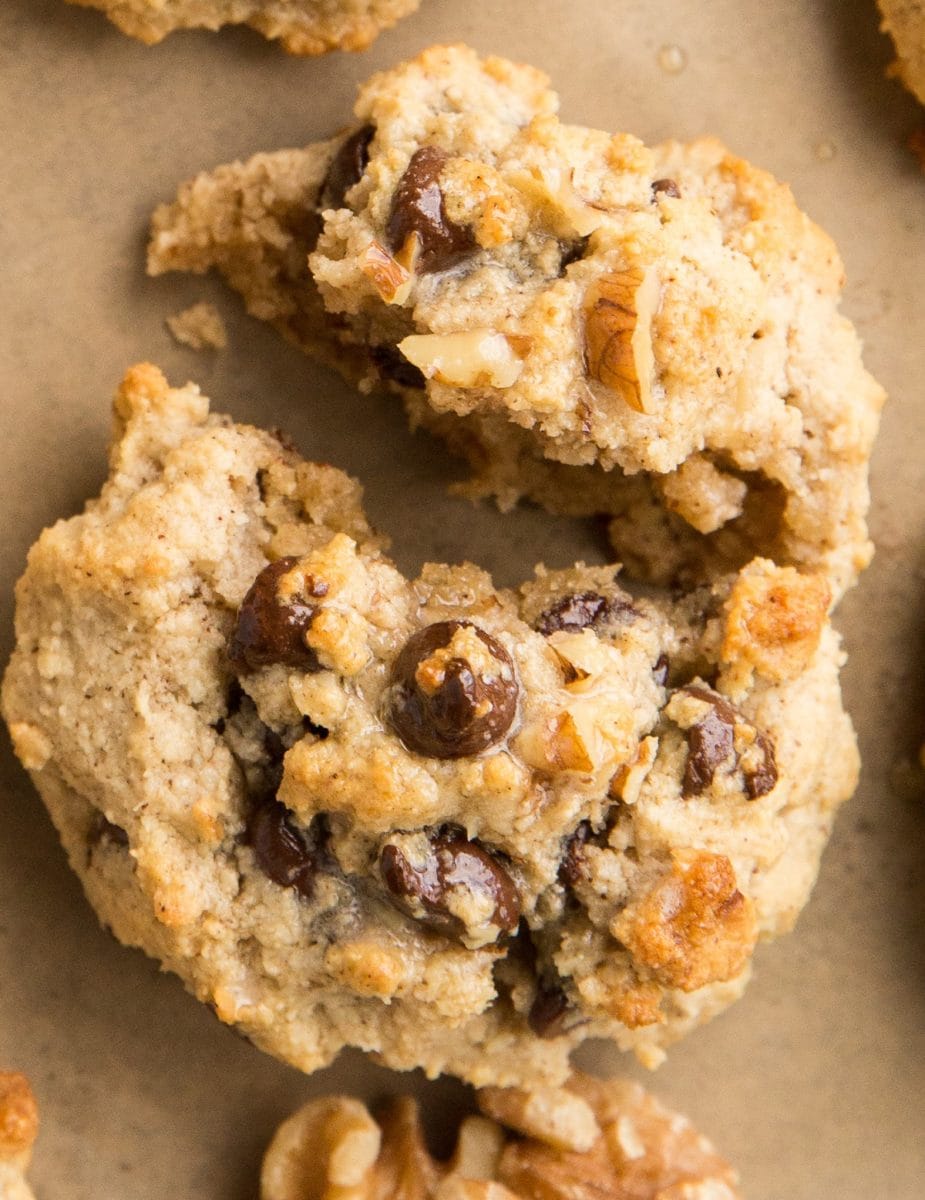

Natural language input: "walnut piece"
[260,1074,740,1200]
[611,850,757,992]
[397,331,529,388]
[584,266,660,412]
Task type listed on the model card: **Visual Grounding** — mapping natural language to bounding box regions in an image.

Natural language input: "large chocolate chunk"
[228,557,324,674]
[386,146,476,273]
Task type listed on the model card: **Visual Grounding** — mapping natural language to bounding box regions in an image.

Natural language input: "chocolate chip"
[528,979,572,1038]
[653,653,670,687]
[745,730,778,799]
[369,344,427,389]
[534,590,636,636]
[652,178,681,199]
[89,812,129,849]
[558,820,593,887]
[387,620,518,759]
[386,146,476,274]
[679,685,777,800]
[228,558,325,674]
[380,829,521,940]
[247,797,322,901]
[319,124,374,211]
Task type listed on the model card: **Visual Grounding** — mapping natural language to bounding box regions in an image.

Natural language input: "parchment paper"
[1,1,923,1196]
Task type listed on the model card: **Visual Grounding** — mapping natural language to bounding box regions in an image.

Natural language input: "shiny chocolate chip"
[559,236,590,272]
[652,177,681,199]
[319,124,374,211]
[380,829,521,940]
[387,620,518,759]
[534,590,636,636]
[386,146,476,274]
[247,797,321,901]
[745,730,778,798]
[679,685,777,800]
[528,979,572,1038]
[653,653,670,687]
[369,344,427,389]
[227,557,325,674]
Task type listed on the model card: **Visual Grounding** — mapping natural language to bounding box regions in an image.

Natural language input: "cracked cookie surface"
[2,364,858,1087]
[149,43,885,599]
[261,1072,741,1199]
[66,0,420,53]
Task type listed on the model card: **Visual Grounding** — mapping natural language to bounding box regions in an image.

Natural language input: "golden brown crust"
[611,852,758,993]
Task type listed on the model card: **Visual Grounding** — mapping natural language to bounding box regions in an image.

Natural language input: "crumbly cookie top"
[260,1073,740,1200]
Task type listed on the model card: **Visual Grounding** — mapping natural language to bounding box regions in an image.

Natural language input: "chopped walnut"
[360,240,413,305]
[397,331,529,389]
[260,1074,740,1200]
[584,267,660,412]
[612,850,757,992]
[719,558,831,694]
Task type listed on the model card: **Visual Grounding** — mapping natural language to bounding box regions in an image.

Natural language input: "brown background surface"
[1,1,924,1196]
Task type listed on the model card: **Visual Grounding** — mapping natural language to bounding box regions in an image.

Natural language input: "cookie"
[879,0,925,104]
[261,1073,740,1199]
[0,1073,38,1200]
[148,44,885,600]
[66,0,420,54]
[2,364,859,1087]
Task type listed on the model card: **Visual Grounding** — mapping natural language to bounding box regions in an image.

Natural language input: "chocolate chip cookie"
[148,44,885,599]
[0,1072,38,1200]
[66,0,420,53]
[1,364,859,1087]
[261,1073,740,1199]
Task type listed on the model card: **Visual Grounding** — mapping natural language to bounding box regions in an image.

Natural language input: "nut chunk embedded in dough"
[148,43,885,599]
[260,1074,741,1199]
[66,0,421,54]
[2,365,859,1087]
[0,1072,39,1200]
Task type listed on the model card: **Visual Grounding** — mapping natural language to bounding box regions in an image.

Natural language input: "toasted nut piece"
[612,850,758,991]
[369,1097,442,1200]
[477,1085,600,1153]
[360,240,413,305]
[0,1073,38,1171]
[260,1096,380,1200]
[449,1116,506,1181]
[720,558,831,693]
[584,267,660,412]
[398,331,528,388]
[510,166,607,237]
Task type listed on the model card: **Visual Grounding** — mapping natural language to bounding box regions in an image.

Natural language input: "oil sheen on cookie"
[66,0,421,54]
[148,43,885,600]
[260,1072,740,1199]
[2,364,859,1087]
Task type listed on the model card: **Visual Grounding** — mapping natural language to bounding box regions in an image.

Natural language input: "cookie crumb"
[166,302,227,351]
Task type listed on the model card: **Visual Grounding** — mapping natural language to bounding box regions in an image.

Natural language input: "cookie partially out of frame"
[0,1072,38,1200]
[879,0,925,104]
[66,0,420,54]
[2,365,858,1087]
[261,1073,740,1199]
[149,44,885,600]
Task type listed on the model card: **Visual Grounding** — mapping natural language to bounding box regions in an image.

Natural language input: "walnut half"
[584,266,660,412]
[260,1074,739,1200]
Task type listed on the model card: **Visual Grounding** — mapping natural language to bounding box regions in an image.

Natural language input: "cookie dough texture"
[261,1073,740,1199]
[66,0,420,53]
[879,0,925,103]
[0,1073,38,1200]
[149,44,885,600]
[2,365,859,1088]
